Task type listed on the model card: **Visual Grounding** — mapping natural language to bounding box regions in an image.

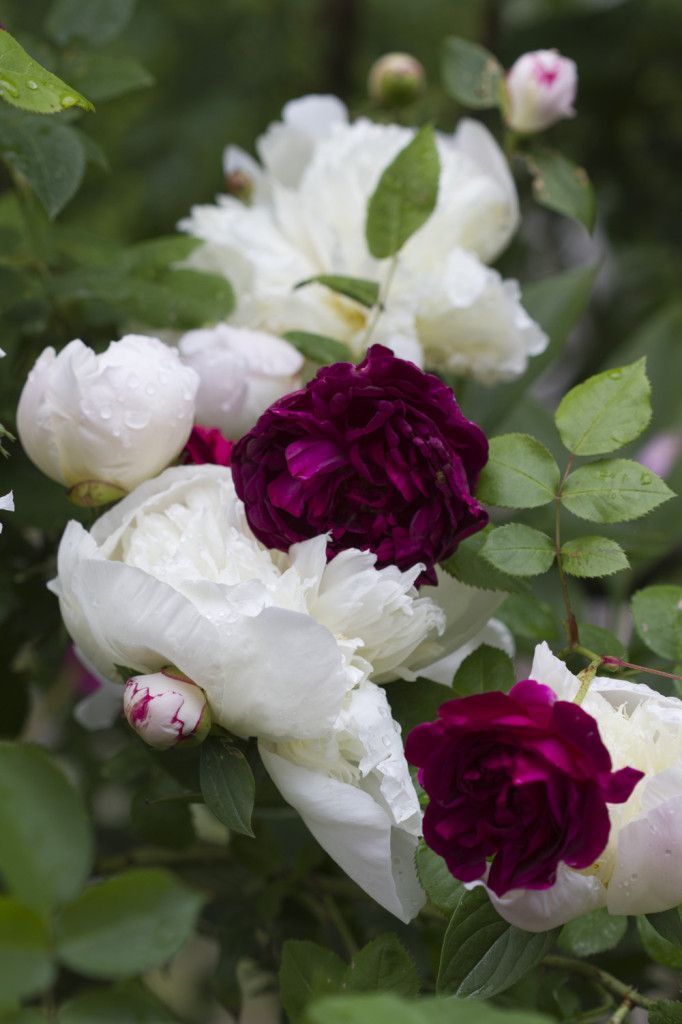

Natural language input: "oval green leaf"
[477,433,560,509]
[480,524,555,577]
[0,112,87,218]
[365,125,440,259]
[0,896,55,1009]
[58,982,181,1023]
[415,844,463,916]
[555,358,651,456]
[441,36,504,109]
[562,458,674,523]
[451,644,515,696]
[631,585,682,661]
[0,742,92,912]
[525,148,595,232]
[283,331,354,366]
[56,868,205,979]
[0,29,94,114]
[199,736,256,837]
[560,536,629,578]
[558,908,627,956]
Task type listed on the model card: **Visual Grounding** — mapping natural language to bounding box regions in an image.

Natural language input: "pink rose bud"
[368,52,426,107]
[123,670,211,750]
[505,49,577,134]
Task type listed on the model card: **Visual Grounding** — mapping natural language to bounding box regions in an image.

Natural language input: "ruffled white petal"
[484,864,606,932]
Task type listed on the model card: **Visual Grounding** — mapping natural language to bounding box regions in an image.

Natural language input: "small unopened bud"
[368,52,426,107]
[67,480,127,508]
[225,169,254,203]
[505,49,577,134]
[123,670,211,750]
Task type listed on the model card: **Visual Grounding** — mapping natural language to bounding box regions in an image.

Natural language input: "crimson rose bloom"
[406,680,643,896]
[231,345,488,584]
[183,426,233,467]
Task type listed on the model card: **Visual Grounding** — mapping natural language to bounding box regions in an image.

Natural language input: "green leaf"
[631,585,682,661]
[46,0,137,46]
[199,736,256,837]
[58,982,181,1023]
[0,742,92,912]
[646,907,682,947]
[283,331,354,366]
[0,111,86,217]
[437,888,557,998]
[306,993,554,1024]
[56,868,205,979]
[441,37,504,109]
[480,524,555,577]
[526,148,595,232]
[554,358,651,456]
[295,275,379,309]
[365,125,440,259]
[477,434,559,509]
[558,908,627,956]
[577,623,627,660]
[383,677,452,737]
[415,843,463,916]
[649,1001,682,1023]
[560,536,629,578]
[348,934,419,997]
[280,940,347,1024]
[442,527,526,594]
[0,30,94,114]
[0,896,55,1009]
[637,915,682,969]
[496,593,559,645]
[562,459,674,523]
[452,644,515,696]
[62,54,154,103]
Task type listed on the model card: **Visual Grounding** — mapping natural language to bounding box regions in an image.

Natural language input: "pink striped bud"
[123,670,211,750]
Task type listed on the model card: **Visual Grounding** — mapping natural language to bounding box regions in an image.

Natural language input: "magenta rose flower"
[405,680,643,896]
[183,425,233,467]
[231,344,488,584]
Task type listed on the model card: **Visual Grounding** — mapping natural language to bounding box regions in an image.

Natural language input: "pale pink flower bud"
[123,670,211,750]
[368,52,426,106]
[505,49,577,134]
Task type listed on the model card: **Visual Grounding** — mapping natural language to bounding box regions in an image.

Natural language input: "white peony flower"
[484,643,682,930]
[181,97,547,384]
[179,324,303,439]
[505,50,578,135]
[0,491,13,535]
[16,335,199,494]
[49,464,447,740]
[260,680,425,922]
[123,670,211,750]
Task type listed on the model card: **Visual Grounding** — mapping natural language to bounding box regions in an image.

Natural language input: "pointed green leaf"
[383,677,452,737]
[477,433,560,509]
[56,868,205,979]
[555,358,651,456]
[558,908,627,956]
[562,458,674,522]
[637,915,682,969]
[46,0,137,46]
[526,148,595,232]
[0,897,55,1009]
[497,593,559,645]
[560,536,629,578]
[348,934,419,997]
[441,37,504,109]
[0,29,93,113]
[442,527,526,593]
[0,111,87,217]
[631,585,682,661]
[437,888,557,998]
[365,125,440,258]
[280,940,346,1024]
[415,843,463,916]
[646,908,682,947]
[452,644,515,696]
[0,742,92,912]
[58,982,181,1023]
[480,524,555,577]
[62,53,154,103]
[649,1000,682,1023]
[283,331,354,365]
[199,736,255,837]
[295,275,379,309]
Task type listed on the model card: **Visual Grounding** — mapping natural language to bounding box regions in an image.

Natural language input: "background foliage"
[0,0,681,1020]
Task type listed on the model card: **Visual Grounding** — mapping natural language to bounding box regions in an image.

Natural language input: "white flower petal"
[485,864,606,932]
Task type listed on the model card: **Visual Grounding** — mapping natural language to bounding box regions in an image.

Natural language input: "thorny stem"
[361,253,399,349]
[560,644,682,685]
[555,454,578,646]
[542,956,655,1011]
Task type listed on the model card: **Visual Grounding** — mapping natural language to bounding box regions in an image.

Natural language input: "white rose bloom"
[16,335,199,493]
[260,680,425,923]
[179,324,303,439]
[49,464,446,740]
[181,97,547,384]
[483,643,682,931]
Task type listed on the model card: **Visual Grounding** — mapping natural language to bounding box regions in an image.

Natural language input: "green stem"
[555,454,578,646]
[322,894,359,959]
[361,253,399,348]
[606,996,634,1024]
[542,955,655,1011]
[574,659,602,705]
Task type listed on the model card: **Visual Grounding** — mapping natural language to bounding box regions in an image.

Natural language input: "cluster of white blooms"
[181,95,548,383]
[480,644,682,929]
[51,463,508,921]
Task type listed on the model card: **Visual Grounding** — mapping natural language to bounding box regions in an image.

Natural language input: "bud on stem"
[123,669,211,750]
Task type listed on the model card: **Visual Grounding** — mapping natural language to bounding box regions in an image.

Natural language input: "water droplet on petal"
[124,408,151,430]
[100,406,112,420]
[145,384,156,396]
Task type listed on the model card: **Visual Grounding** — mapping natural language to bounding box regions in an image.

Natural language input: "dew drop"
[61,94,76,109]
[124,408,151,430]
[127,373,140,390]
[100,406,112,421]
[145,384,156,396]
[0,79,18,97]
[608,370,622,380]
[27,80,38,90]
